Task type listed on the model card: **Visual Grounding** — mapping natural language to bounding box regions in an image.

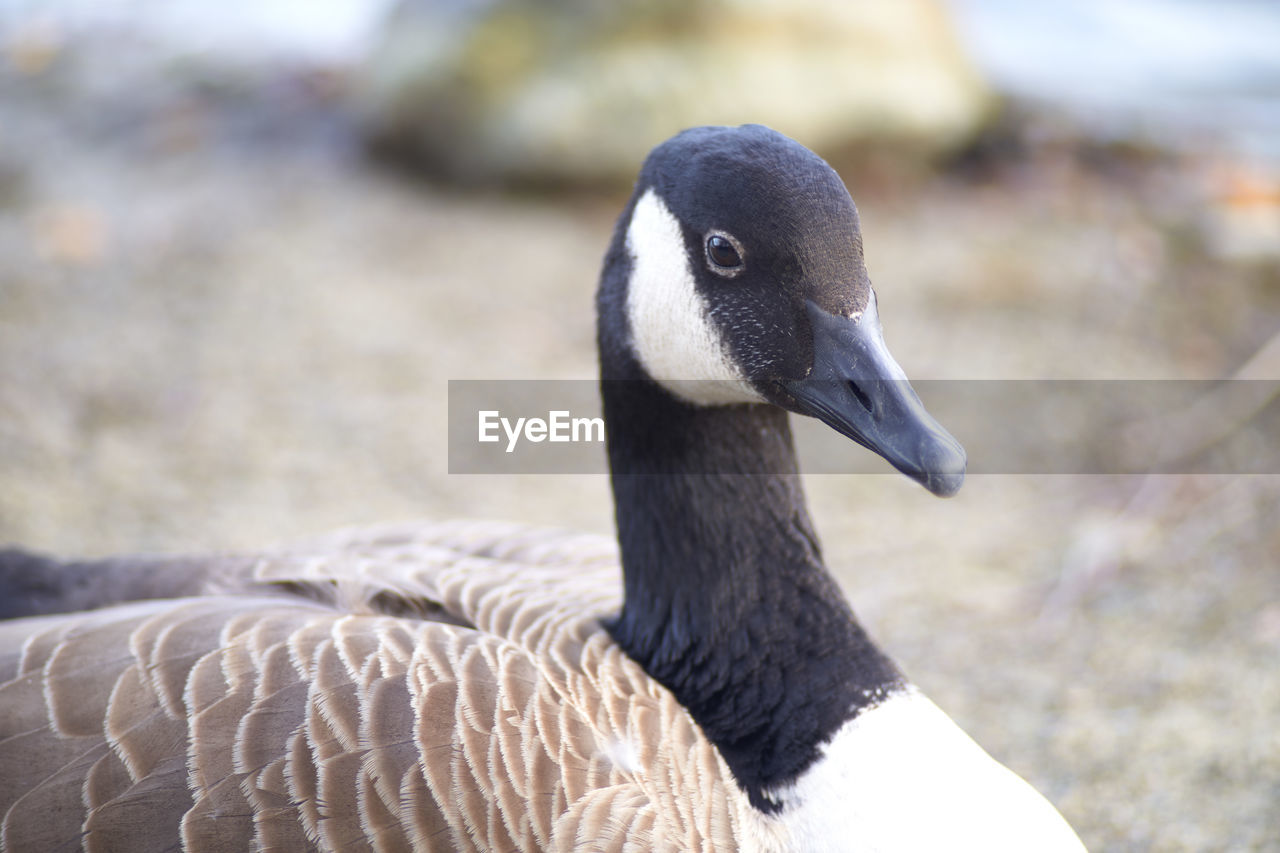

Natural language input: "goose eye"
[705,233,744,273]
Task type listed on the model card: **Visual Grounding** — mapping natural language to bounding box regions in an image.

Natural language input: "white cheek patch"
[625,189,764,405]
[768,687,1086,853]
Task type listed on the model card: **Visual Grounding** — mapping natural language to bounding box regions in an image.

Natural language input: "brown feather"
[0,522,768,852]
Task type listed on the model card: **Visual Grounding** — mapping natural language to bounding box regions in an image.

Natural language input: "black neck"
[597,257,902,808]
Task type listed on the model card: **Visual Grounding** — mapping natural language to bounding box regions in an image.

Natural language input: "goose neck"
[600,373,902,809]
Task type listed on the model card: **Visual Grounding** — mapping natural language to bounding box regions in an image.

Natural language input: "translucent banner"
[447,380,1280,475]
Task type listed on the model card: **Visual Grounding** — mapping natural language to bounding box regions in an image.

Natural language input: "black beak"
[779,297,966,497]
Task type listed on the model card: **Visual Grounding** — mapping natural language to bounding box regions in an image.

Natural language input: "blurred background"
[0,0,1277,848]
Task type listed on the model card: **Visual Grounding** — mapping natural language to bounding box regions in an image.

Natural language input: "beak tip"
[918,438,967,498]
[924,470,965,498]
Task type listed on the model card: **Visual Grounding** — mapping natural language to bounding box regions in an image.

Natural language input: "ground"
[1,57,1278,851]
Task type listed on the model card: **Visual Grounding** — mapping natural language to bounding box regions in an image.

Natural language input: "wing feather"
[0,522,764,852]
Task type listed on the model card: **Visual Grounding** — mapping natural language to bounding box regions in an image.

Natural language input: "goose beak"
[779,298,966,497]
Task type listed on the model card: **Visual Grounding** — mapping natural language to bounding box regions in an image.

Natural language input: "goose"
[0,124,1086,852]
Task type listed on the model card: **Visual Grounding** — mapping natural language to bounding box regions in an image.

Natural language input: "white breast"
[767,687,1087,853]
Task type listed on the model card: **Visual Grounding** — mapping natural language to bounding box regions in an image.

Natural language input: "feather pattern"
[0,520,782,852]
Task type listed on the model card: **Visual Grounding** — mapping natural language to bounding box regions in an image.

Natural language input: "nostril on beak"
[846,380,874,415]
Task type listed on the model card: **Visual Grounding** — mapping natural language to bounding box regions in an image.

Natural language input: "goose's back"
[0,521,761,852]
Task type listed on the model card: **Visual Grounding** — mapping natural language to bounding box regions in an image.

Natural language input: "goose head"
[598,122,966,495]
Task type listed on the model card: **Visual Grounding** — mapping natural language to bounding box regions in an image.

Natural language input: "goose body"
[0,125,1085,851]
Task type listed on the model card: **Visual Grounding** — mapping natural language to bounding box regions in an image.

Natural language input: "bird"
[0,124,1086,852]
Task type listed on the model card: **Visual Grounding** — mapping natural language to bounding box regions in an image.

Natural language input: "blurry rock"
[356,0,992,184]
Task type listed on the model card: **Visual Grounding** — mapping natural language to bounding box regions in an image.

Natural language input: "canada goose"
[0,124,1085,852]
